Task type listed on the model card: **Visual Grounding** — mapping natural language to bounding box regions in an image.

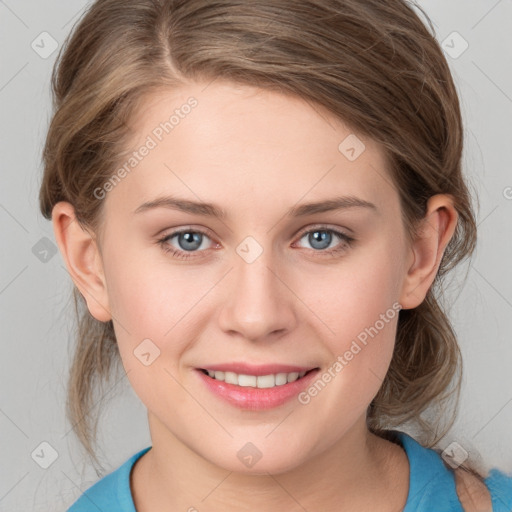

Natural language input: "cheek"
[343,246,404,388]
[105,243,185,330]
[293,234,404,406]
[298,237,404,344]
[104,251,221,369]
[104,259,200,411]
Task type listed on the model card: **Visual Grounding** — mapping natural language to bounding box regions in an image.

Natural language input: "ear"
[399,194,459,310]
[52,201,111,322]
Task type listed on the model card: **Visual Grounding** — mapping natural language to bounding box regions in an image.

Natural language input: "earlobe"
[399,194,458,310]
[51,201,112,322]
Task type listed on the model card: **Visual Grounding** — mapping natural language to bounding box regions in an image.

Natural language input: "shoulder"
[67,464,127,512]
[452,461,512,512]
[66,447,151,512]
[453,458,512,512]
[67,470,121,511]
[391,430,512,511]
[454,468,492,512]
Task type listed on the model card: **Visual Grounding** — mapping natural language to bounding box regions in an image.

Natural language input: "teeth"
[257,374,275,388]
[287,372,299,383]
[224,371,238,385]
[275,373,288,385]
[204,369,309,388]
[238,374,257,387]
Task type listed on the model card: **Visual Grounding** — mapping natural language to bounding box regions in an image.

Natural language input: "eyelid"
[157,223,355,259]
[159,223,352,244]
[294,223,352,239]
[158,225,218,244]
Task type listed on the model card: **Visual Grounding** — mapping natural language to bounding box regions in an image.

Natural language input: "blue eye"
[296,227,354,254]
[173,231,205,251]
[157,226,354,260]
[305,230,335,250]
[158,229,213,259]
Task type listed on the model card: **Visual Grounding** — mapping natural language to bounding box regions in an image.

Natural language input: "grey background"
[1,1,511,510]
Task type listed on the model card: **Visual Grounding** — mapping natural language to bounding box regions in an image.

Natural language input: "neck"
[131,413,409,512]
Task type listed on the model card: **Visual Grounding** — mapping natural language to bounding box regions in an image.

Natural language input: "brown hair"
[39,0,478,474]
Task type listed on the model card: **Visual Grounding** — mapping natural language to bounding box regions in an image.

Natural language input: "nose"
[217,247,298,342]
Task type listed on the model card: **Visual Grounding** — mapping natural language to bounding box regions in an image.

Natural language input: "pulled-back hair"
[39,0,477,473]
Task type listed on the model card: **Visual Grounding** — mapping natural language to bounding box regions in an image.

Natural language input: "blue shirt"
[68,431,512,511]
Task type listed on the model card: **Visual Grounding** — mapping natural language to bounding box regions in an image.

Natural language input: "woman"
[39,0,512,510]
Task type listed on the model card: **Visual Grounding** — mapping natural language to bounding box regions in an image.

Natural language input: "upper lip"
[197,363,318,376]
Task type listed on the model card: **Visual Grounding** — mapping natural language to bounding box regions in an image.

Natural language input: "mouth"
[198,368,317,389]
[195,364,320,410]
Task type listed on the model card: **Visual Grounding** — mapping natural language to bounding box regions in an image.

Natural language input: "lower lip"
[196,369,319,410]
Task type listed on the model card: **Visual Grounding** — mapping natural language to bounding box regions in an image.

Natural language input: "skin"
[53,80,460,511]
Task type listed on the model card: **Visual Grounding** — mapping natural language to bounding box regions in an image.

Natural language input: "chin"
[202,437,312,476]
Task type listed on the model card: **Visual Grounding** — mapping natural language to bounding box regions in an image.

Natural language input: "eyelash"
[157,225,355,261]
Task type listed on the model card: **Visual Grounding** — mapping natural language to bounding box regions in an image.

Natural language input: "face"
[91,80,415,474]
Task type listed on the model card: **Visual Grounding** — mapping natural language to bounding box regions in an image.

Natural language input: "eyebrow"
[133,195,378,219]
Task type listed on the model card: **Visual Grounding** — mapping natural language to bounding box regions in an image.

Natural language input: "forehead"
[104,80,396,222]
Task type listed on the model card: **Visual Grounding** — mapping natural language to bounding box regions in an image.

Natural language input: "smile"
[196,365,320,410]
[200,369,311,388]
